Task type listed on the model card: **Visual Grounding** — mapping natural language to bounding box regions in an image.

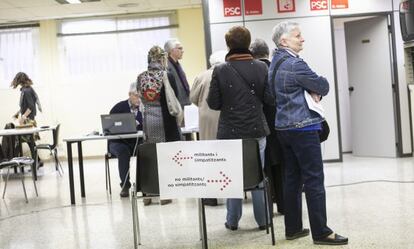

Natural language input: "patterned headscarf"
[138,46,167,102]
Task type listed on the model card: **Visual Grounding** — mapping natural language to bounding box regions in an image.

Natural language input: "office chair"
[35,124,63,175]
[131,139,275,249]
[0,156,38,203]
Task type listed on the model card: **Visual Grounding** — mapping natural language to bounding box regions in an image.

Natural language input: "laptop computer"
[100,113,137,135]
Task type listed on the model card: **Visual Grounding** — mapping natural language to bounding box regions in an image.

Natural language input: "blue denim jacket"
[269,49,329,130]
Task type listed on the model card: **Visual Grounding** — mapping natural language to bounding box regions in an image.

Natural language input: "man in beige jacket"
[189,50,226,206]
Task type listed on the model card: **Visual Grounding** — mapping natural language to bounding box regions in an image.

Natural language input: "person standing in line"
[190,50,226,207]
[269,21,348,245]
[108,82,143,198]
[11,72,44,166]
[250,38,285,215]
[207,26,274,231]
[137,45,182,206]
[164,38,191,109]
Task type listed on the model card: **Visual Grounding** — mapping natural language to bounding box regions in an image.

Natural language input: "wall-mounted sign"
[223,0,242,17]
[245,0,263,16]
[277,0,295,13]
[310,0,328,11]
[331,0,348,9]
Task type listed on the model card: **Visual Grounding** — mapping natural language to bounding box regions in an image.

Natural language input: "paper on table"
[184,104,199,129]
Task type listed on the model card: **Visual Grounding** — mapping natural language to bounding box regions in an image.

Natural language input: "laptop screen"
[100,113,137,135]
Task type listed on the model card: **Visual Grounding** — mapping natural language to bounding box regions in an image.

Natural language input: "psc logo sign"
[310,0,328,10]
[223,0,241,17]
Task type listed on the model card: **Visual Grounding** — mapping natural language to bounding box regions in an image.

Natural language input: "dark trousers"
[109,140,135,189]
[277,130,333,240]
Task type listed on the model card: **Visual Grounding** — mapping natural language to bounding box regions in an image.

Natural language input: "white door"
[345,16,396,157]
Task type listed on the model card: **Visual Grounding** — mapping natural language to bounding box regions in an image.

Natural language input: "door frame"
[330,11,403,158]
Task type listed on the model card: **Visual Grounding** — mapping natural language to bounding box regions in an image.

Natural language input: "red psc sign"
[310,0,328,11]
[223,0,241,17]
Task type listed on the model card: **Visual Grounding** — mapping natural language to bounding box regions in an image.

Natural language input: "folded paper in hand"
[304,90,325,117]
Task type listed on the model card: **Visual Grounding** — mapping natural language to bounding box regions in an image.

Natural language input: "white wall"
[333,22,352,153]
[0,8,207,159]
[393,11,412,155]
[206,0,413,159]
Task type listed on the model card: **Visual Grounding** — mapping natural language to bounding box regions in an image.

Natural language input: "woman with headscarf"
[137,45,182,205]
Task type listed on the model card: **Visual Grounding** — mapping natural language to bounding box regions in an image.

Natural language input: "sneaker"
[160,199,172,205]
[120,187,130,198]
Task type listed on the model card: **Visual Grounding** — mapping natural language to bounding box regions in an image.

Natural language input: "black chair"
[35,124,63,175]
[131,139,275,249]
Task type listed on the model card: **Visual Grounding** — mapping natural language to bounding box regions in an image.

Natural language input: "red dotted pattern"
[207,171,232,191]
[171,150,193,166]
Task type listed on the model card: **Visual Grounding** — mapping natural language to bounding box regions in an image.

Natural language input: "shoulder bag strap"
[227,62,261,101]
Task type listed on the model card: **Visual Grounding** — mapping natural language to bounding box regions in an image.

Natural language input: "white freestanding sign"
[156,140,243,199]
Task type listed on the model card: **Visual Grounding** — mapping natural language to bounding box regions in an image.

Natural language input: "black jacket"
[207,59,273,139]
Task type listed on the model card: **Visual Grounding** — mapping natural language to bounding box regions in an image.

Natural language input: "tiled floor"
[0,154,414,249]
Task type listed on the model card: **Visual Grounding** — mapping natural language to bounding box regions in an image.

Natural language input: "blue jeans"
[277,130,333,240]
[226,137,267,227]
[108,140,135,189]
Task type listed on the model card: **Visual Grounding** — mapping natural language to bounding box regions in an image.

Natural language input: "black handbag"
[319,120,330,142]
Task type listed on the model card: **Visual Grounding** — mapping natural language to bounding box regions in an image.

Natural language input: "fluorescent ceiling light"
[66,0,81,3]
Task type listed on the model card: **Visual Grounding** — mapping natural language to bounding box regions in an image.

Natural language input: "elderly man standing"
[108,82,143,198]
[269,21,348,245]
[164,38,191,108]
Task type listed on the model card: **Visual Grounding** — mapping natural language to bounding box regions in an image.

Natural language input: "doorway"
[333,14,399,157]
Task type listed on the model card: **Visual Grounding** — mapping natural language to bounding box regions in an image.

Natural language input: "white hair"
[271,21,299,48]
[164,38,181,54]
[209,50,227,67]
[129,81,138,93]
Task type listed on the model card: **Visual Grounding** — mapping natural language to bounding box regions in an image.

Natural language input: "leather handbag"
[162,71,183,124]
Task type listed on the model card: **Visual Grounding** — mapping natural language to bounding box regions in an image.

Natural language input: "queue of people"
[95,24,349,245]
[6,22,348,246]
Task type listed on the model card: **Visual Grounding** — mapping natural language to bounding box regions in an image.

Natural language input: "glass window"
[58,13,177,77]
[0,27,39,88]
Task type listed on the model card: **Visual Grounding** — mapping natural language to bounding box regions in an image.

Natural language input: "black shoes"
[160,199,172,205]
[286,228,310,240]
[143,198,152,206]
[258,224,268,230]
[224,222,238,231]
[314,233,348,245]
[203,198,218,206]
[120,187,130,198]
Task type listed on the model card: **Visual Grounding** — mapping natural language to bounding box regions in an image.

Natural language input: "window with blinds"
[0,26,39,88]
[58,12,177,77]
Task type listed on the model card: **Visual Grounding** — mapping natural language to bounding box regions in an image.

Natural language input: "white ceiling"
[0,0,202,24]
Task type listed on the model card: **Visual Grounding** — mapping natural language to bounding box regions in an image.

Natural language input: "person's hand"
[310,92,321,103]
[18,115,27,125]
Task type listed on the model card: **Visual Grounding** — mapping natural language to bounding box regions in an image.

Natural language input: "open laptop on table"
[100,113,137,135]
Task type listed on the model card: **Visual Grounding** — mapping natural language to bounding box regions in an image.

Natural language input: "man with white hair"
[269,21,348,245]
[108,82,143,198]
[164,38,191,108]
[190,50,226,207]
